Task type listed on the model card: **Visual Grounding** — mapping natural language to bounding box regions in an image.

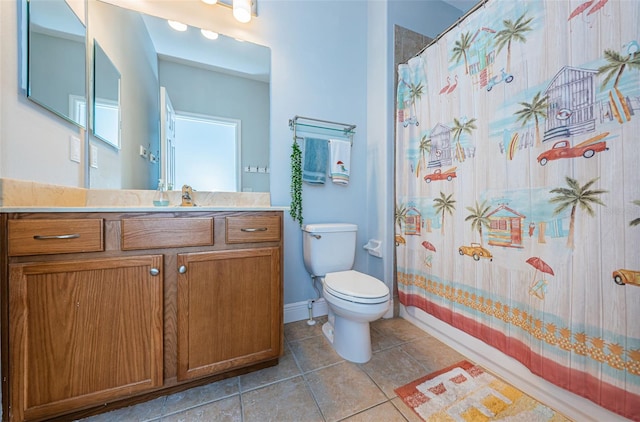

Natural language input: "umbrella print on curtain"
[422,240,436,268]
[526,256,555,300]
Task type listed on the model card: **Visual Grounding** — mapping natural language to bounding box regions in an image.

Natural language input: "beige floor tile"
[239,345,302,392]
[391,397,423,422]
[371,318,429,342]
[288,333,343,372]
[305,361,387,422]
[76,396,165,422]
[360,346,429,399]
[401,337,467,373]
[370,323,405,352]
[341,401,407,422]
[241,376,323,422]
[74,317,517,422]
[161,395,242,422]
[284,316,328,342]
[161,377,239,416]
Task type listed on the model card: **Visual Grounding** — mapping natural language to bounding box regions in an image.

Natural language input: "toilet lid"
[324,270,390,303]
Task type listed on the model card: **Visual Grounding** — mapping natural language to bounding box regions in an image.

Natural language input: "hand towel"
[302,137,328,184]
[329,139,351,185]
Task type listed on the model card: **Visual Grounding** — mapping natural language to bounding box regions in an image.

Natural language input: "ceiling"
[141,0,479,81]
[141,13,270,82]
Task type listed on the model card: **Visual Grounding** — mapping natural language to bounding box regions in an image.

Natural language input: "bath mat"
[395,360,569,421]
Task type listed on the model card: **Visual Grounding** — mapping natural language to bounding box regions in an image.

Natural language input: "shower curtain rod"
[413,0,489,59]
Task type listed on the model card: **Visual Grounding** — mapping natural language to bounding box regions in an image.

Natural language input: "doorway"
[173,113,241,192]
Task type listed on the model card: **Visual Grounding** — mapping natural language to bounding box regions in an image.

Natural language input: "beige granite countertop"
[0,178,287,212]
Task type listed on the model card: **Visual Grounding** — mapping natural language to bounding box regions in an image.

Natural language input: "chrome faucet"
[181,185,195,206]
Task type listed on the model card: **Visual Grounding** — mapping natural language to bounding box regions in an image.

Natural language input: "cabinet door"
[9,255,163,422]
[177,247,282,381]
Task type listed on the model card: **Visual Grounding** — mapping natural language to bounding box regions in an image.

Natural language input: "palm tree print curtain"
[395,0,640,419]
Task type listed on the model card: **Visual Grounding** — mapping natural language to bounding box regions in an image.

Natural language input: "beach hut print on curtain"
[404,206,422,236]
[486,203,525,248]
[467,27,497,89]
[427,124,453,168]
[395,0,640,419]
[543,66,598,142]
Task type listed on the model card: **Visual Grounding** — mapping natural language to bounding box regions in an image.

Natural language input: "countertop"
[0,205,288,213]
[0,178,288,213]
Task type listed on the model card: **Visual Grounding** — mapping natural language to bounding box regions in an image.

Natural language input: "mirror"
[27,0,86,128]
[93,42,121,148]
[88,1,271,192]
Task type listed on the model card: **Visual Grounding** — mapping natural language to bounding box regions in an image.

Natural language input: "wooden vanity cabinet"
[1,211,283,422]
[177,246,281,381]
[9,256,164,422]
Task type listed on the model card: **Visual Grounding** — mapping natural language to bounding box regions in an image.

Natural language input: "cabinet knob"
[178,265,187,274]
[150,268,160,276]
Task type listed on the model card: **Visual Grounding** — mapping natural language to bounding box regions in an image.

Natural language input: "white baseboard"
[284,298,328,324]
[400,305,630,422]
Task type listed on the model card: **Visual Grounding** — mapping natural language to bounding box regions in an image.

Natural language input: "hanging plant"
[290,138,303,226]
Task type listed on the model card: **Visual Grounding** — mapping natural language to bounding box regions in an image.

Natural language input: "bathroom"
[1,0,639,421]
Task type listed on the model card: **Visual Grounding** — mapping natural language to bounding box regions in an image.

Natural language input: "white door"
[160,86,176,189]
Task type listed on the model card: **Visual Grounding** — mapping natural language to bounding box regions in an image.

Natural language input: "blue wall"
[259,0,466,306]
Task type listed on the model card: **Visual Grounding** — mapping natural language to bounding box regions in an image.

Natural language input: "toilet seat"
[324,270,389,304]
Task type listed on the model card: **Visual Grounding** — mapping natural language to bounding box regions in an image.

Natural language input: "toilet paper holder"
[363,239,382,258]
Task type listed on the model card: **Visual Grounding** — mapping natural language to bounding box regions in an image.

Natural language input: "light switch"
[69,136,81,163]
[139,145,148,158]
[90,145,98,168]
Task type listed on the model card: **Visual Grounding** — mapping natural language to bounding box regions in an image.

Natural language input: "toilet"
[302,223,390,363]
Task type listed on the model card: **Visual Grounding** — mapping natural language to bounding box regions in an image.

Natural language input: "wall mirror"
[93,41,121,149]
[27,0,86,128]
[89,0,271,192]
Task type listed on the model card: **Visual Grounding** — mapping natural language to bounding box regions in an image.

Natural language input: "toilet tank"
[302,223,357,277]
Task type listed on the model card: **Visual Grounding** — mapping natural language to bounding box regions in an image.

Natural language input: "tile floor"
[78,317,468,422]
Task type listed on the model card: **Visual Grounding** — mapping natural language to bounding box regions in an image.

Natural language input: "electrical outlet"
[69,136,81,163]
[90,145,98,168]
[149,153,157,163]
[139,145,148,158]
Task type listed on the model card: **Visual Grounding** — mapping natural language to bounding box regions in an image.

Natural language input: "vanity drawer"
[122,218,214,250]
[8,219,104,256]
[225,215,281,244]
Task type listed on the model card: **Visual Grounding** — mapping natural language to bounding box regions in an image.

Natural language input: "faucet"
[181,185,196,206]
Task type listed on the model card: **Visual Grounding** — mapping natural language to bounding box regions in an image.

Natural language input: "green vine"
[290,139,303,226]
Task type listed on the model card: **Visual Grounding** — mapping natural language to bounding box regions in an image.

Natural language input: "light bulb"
[167,20,187,31]
[233,0,252,23]
[201,29,219,40]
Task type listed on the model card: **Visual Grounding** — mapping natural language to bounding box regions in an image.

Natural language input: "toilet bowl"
[302,223,390,363]
[321,270,390,363]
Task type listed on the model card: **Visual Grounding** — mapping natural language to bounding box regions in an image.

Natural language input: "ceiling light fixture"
[201,29,219,40]
[201,0,218,4]
[232,0,252,23]
[167,20,188,31]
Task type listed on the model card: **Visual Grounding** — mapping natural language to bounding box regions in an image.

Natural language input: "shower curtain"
[394,0,639,419]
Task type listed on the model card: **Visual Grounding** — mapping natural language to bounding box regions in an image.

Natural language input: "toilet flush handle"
[311,234,321,239]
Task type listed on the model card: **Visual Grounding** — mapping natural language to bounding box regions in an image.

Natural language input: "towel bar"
[289,115,355,145]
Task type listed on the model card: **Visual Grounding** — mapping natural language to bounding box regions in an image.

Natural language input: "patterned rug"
[395,360,570,421]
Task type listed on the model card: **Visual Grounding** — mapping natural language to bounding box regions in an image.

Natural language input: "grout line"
[286,337,328,421]
[81,319,447,422]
